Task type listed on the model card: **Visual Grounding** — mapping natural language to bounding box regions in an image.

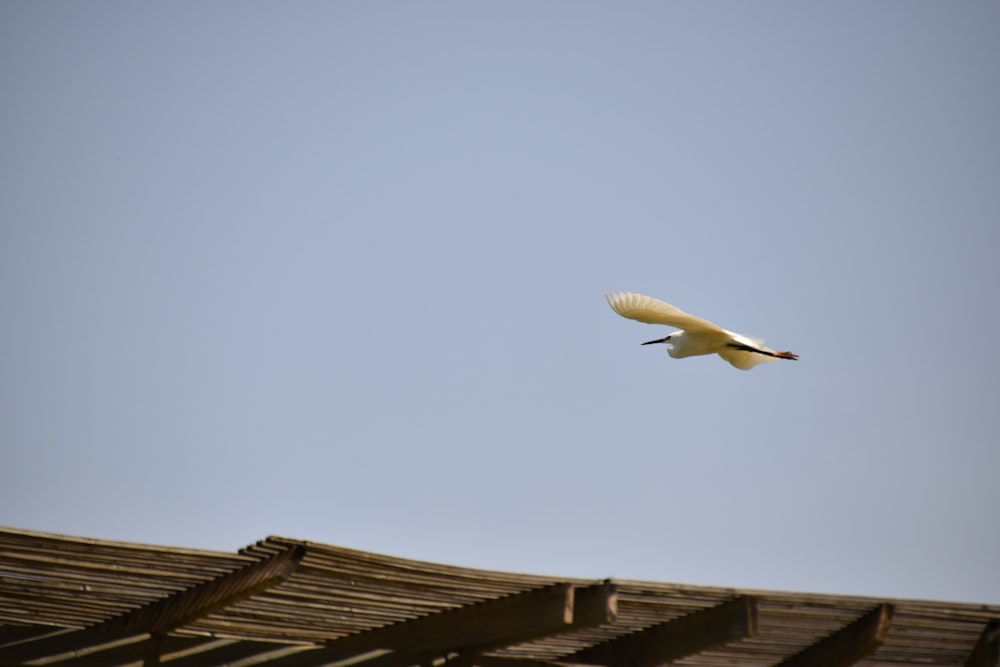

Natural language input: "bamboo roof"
[0,527,996,667]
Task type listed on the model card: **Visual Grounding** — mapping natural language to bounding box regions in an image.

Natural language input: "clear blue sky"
[3,2,998,604]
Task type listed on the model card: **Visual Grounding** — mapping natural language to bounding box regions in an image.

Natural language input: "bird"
[605,291,798,370]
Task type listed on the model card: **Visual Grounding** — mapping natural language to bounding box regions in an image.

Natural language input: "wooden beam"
[573,580,619,628]
[0,631,146,665]
[0,544,305,664]
[774,604,894,667]
[324,582,569,653]
[0,625,59,647]
[265,582,617,667]
[102,544,307,635]
[569,596,758,667]
[41,636,211,666]
[158,639,312,667]
[965,620,999,667]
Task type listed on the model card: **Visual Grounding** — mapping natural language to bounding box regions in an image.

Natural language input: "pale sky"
[2,2,999,604]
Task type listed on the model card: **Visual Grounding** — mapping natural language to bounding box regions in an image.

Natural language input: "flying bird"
[606,291,798,370]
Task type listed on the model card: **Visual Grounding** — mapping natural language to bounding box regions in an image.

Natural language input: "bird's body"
[605,292,797,370]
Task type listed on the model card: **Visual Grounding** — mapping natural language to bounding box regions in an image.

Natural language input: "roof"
[0,527,996,667]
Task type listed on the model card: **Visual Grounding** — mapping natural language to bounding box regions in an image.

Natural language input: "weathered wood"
[0,631,146,665]
[570,596,757,667]
[0,624,59,647]
[775,604,893,667]
[965,620,1000,667]
[37,636,207,667]
[151,639,308,667]
[328,582,572,653]
[101,545,306,635]
[4,528,1000,667]
[0,545,304,664]
[573,581,619,627]
[264,583,617,667]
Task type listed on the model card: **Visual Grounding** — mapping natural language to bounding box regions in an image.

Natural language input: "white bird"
[605,292,798,370]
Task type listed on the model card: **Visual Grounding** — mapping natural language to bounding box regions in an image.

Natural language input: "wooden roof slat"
[0,545,304,664]
[0,550,233,581]
[964,620,999,667]
[0,527,232,559]
[773,603,894,667]
[101,545,305,636]
[568,596,758,667]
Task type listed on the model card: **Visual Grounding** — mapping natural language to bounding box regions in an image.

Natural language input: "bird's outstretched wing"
[605,292,726,334]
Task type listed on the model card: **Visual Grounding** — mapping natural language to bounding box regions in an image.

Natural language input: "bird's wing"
[605,292,726,334]
[717,347,779,370]
[717,333,779,370]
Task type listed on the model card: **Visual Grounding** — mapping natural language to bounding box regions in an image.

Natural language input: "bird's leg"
[726,343,798,361]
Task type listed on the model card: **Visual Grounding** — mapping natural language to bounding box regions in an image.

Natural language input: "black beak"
[641,336,670,346]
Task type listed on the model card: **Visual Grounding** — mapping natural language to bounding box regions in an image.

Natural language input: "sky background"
[2,2,999,605]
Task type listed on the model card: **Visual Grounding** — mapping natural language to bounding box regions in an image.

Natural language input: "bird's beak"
[641,336,670,346]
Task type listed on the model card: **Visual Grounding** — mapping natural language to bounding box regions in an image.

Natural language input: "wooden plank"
[775,604,894,667]
[157,639,309,667]
[0,545,305,664]
[0,624,61,648]
[43,635,211,666]
[570,596,757,667]
[264,583,617,667]
[965,620,1000,667]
